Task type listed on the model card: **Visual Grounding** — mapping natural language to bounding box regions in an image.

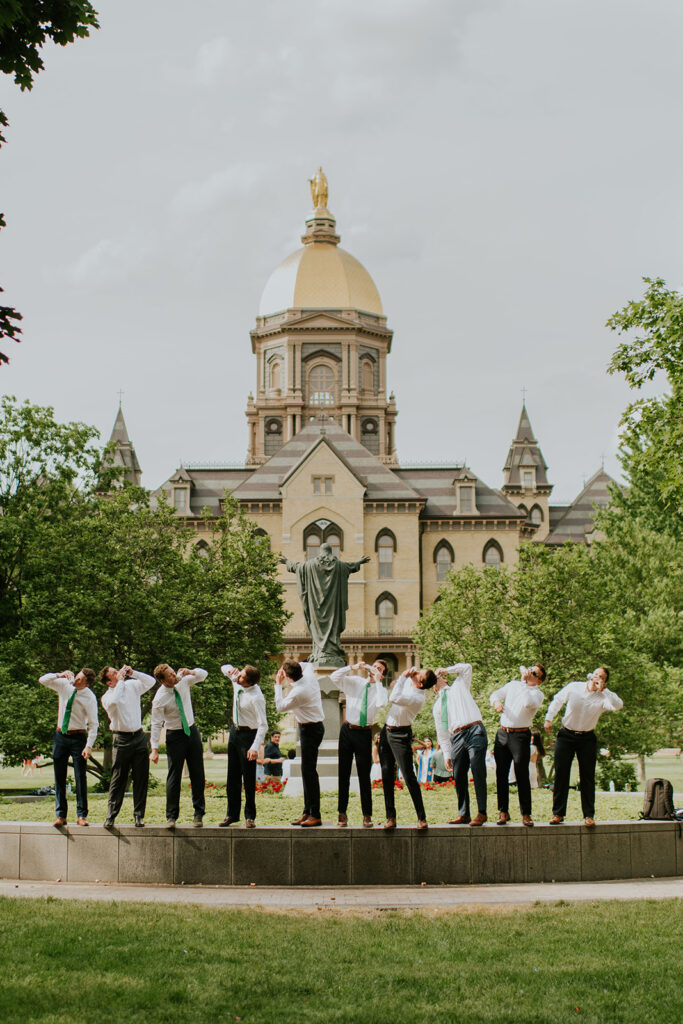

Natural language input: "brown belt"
[500,726,530,733]
[451,720,482,735]
[347,723,372,731]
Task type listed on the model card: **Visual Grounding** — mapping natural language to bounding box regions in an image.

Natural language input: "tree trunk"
[636,753,646,782]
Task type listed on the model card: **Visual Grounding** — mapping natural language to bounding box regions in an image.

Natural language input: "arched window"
[304,520,344,558]
[376,592,397,634]
[361,357,375,394]
[434,539,454,581]
[375,529,396,580]
[518,503,529,517]
[529,504,543,525]
[195,540,209,559]
[308,364,336,406]
[483,539,504,567]
[253,528,270,548]
[269,358,282,393]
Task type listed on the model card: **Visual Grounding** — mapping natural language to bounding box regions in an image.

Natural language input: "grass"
[1,751,680,826]
[0,897,681,1022]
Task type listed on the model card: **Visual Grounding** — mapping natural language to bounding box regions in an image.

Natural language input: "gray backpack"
[641,778,675,820]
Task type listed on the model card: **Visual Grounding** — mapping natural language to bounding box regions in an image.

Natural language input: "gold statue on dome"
[308,167,329,210]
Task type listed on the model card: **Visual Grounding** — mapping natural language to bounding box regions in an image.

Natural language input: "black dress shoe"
[134,815,145,828]
[103,817,115,829]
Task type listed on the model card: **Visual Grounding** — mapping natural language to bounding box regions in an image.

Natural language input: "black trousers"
[553,727,598,818]
[227,726,257,821]
[494,728,532,816]
[165,724,205,821]
[379,726,426,821]
[52,731,88,819]
[107,729,150,820]
[299,720,325,818]
[337,723,373,817]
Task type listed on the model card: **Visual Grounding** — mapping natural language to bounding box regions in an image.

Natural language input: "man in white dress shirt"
[99,664,156,828]
[218,664,268,828]
[544,666,623,827]
[275,660,325,827]
[150,664,207,828]
[39,668,99,827]
[380,667,437,830]
[330,660,388,828]
[437,663,489,826]
[489,665,545,826]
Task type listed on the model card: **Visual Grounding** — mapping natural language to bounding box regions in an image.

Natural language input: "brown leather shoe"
[383,817,397,830]
[245,819,256,829]
[291,814,308,826]
[337,813,348,828]
[53,817,67,827]
[584,816,596,828]
[416,819,428,830]
[218,816,238,827]
[448,815,471,825]
[469,812,488,827]
[76,817,89,827]
[496,811,510,826]
[522,815,534,827]
[362,816,373,829]
[300,816,322,827]
[548,814,564,825]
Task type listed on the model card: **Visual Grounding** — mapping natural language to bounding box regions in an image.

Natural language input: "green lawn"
[0,898,681,1022]
[1,750,680,826]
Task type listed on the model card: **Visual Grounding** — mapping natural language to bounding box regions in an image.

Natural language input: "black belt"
[386,725,411,732]
[114,729,143,736]
[235,726,256,732]
[561,726,594,735]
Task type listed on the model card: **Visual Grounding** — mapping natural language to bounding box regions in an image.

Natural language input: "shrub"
[597,757,638,792]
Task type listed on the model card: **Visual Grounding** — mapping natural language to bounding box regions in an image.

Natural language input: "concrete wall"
[0,821,680,887]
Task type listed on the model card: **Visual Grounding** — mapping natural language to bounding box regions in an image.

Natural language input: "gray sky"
[2,0,681,503]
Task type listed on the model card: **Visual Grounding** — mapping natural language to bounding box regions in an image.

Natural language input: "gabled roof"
[394,467,524,519]
[545,469,615,545]
[232,421,422,502]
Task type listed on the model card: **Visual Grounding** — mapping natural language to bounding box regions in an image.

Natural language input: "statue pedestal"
[284,665,356,801]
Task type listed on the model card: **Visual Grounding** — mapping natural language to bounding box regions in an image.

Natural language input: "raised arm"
[278,556,299,573]
[129,669,156,695]
[345,555,371,573]
[178,667,207,687]
[445,663,473,690]
[601,688,623,712]
[545,683,572,725]
[489,681,510,708]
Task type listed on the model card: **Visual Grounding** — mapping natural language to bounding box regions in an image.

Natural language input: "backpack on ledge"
[641,778,675,820]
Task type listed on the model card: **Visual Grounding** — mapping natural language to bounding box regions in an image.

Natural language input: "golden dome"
[258,176,383,317]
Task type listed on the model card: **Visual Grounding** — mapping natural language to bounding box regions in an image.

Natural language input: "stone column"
[284,665,344,800]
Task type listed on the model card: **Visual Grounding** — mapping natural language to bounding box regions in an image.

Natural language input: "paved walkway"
[1,876,681,910]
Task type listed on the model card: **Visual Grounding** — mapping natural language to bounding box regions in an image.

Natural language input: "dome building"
[144,171,613,674]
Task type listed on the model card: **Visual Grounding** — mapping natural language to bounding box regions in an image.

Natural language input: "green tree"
[0,400,289,768]
[606,276,683,537]
[0,1,99,364]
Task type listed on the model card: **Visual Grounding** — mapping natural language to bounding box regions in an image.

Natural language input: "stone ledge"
[0,820,679,887]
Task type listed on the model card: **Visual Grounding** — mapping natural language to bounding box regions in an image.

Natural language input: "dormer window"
[522,469,535,490]
[173,487,188,513]
[458,484,475,514]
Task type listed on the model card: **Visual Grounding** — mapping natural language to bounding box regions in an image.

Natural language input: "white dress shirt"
[101,670,155,732]
[274,662,324,723]
[384,674,426,727]
[150,668,207,748]
[39,674,99,748]
[231,682,268,753]
[489,679,544,728]
[443,664,482,731]
[330,666,388,726]
[545,679,623,732]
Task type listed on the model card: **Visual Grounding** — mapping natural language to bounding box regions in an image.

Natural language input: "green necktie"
[235,688,242,727]
[174,688,190,735]
[360,682,370,728]
[441,690,449,730]
[61,688,77,732]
